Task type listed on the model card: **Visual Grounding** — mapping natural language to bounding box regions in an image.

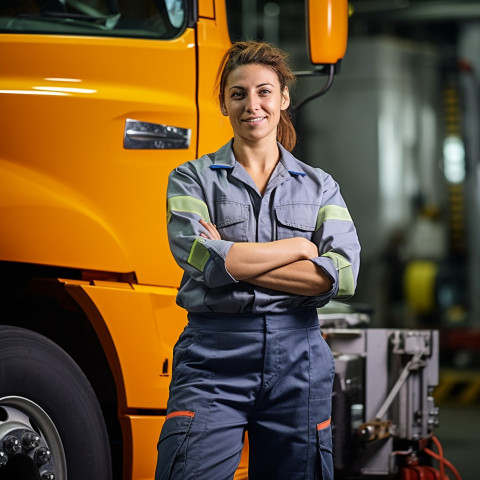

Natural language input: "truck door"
[0,0,197,286]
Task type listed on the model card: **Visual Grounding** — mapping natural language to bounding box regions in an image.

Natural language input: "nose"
[245,94,260,112]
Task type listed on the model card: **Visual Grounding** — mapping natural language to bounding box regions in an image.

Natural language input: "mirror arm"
[293,63,335,112]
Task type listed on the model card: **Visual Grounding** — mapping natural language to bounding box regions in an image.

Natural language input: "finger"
[206,225,221,240]
[199,219,221,240]
[200,219,217,233]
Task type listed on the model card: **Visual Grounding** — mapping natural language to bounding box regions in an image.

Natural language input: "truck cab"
[0,1,231,478]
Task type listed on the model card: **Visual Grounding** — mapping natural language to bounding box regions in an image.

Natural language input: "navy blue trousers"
[155,308,335,480]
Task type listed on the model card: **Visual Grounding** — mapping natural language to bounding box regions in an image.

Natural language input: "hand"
[199,219,221,240]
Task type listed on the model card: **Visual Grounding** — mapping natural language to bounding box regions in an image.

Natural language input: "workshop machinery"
[321,305,459,479]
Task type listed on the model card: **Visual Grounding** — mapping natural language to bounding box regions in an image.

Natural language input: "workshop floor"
[434,405,480,480]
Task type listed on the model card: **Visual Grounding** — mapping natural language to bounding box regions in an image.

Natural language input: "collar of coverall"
[208,139,307,178]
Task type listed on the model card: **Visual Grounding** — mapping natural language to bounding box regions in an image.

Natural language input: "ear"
[219,96,228,116]
[281,86,290,111]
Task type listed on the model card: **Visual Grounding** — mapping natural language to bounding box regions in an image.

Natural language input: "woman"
[156,41,360,480]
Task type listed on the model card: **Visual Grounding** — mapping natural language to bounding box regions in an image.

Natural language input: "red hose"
[423,436,462,480]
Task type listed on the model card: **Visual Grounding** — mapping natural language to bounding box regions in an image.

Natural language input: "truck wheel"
[0,325,112,479]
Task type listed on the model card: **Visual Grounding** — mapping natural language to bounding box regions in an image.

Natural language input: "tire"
[0,325,112,480]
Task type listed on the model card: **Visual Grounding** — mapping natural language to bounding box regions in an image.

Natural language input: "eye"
[230,91,245,99]
[259,88,271,95]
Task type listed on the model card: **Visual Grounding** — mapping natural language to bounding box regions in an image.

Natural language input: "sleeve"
[310,172,361,300]
[166,163,238,288]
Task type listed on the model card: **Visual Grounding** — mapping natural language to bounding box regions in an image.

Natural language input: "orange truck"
[0,1,347,478]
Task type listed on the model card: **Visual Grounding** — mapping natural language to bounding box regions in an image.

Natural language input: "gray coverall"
[156,140,361,480]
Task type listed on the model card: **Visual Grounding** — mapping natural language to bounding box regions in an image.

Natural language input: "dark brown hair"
[216,41,297,151]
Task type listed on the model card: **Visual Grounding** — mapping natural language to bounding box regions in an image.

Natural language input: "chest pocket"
[274,203,319,240]
[214,200,250,242]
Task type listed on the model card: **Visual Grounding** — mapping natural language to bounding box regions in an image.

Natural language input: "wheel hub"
[0,396,67,479]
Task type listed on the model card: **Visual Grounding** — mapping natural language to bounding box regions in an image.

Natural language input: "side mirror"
[307,0,348,65]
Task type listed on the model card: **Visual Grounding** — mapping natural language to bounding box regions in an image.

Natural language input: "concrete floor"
[434,405,480,480]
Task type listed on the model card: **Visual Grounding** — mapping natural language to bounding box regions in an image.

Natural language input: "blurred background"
[227,1,480,478]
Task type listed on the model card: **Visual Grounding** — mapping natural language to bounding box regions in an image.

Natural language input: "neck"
[232,137,281,195]
[232,137,280,173]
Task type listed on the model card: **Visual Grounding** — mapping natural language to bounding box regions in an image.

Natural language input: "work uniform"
[156,140,360,480]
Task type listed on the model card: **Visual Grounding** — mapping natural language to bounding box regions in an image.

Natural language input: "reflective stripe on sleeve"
[316,205,352,231]
[188,238,211,272]
[167,195,211,223]
[321,251,355,297]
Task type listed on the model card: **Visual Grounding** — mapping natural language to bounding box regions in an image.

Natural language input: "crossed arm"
[199,219,333,296]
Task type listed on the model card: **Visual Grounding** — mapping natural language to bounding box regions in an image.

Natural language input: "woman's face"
[221,64,290,145]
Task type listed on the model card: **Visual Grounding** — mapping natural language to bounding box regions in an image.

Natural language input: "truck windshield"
[0,0,187,39]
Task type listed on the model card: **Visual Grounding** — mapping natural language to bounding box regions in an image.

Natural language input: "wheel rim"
[0,396,67,480]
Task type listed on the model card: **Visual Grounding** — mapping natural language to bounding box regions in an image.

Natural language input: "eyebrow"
[228,82,275,91]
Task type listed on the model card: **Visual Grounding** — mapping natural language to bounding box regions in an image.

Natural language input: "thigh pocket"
[316,417,334,480]
[156,412,195,480]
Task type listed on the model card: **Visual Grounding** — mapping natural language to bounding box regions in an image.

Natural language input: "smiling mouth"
[243,116,267,124]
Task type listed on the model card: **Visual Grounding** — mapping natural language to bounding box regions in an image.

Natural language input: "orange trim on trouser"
[165,411,195,420]
[317,417,331,431]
